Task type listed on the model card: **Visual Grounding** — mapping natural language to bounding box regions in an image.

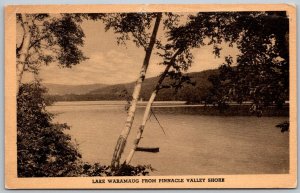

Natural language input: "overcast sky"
[23,16,239,85]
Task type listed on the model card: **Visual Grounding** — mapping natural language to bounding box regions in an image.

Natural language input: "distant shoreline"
[51,100,186,106]
[50,101,289,117]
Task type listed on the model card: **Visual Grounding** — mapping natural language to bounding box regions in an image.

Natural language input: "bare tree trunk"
[125,89,157,164]
[16,15,32,94]
[125,49,183,164]
[111,13,162,169]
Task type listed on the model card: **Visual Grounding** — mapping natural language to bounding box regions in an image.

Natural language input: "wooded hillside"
[45,69,218,102]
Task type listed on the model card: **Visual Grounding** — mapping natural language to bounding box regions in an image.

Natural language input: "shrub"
[76,163,153,177]
[17,82,82,177]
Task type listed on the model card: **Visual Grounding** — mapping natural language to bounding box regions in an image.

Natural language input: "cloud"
[30,43,239,86]
[30,20,240,86]
[39,49,145,85]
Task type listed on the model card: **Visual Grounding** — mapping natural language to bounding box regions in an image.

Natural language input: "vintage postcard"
[5,4,297,189]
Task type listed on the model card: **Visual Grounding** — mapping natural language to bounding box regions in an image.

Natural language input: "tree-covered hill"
[45,69,218,102]
[43,83,108,95]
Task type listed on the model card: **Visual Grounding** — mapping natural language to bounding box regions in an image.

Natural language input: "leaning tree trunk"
[125,88,158,164]
[111,13,162,169]
[16,15,32,94]
[125,49,183,164]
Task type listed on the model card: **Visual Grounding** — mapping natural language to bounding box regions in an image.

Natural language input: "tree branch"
[16,15,26,57]
[131,32,147,51]
[28,35,48,50]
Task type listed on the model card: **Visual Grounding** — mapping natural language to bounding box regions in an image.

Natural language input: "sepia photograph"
[5,4,297,189]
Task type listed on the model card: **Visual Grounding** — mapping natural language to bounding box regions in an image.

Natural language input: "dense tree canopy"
[16,13,89,90]
[205,12,289,114]
[166,11,289,115]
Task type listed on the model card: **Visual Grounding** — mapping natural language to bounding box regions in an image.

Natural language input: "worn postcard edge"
[4,4,297,189]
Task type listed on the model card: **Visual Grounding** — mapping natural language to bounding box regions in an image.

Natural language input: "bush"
[17,82,82,177]
[76,163,153,177]
[276,121,289,133]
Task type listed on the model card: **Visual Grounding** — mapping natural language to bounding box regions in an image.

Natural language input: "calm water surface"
[47,101,289,175]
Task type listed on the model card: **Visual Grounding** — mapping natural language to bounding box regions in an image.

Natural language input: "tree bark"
[16,15,32,94]
[111,13,162,169]
[125,49,183,164]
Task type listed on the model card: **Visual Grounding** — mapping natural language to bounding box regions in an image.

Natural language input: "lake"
[47,101,289,175]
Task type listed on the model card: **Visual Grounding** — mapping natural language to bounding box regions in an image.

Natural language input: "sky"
[23,15,239,85]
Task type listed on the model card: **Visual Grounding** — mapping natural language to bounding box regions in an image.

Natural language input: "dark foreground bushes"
[77,163,153,177]
[17,82,151,177]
